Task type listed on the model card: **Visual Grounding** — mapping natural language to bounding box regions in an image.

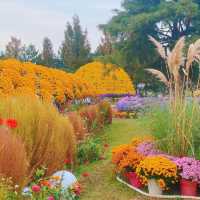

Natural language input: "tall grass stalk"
[147,36,200,156]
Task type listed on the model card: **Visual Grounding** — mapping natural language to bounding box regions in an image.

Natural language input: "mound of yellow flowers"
[0,59,95,103]
[75,62,135,96]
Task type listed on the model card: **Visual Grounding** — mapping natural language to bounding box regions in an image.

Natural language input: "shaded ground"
[75,118,152,200]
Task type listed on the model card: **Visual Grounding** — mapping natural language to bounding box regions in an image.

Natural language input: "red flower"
[64,158,71,165]
[47,196,55,200]
[73,183,82,196]
[6,119,17,129]
[31,185,41,193]
[82,172,90,177]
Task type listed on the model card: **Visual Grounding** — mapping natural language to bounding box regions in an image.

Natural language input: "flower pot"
[125,172,143,188]
[180,179,197,196]
[148,179,162,195]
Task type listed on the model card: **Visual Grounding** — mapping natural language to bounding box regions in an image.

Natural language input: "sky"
[0,0,122,53]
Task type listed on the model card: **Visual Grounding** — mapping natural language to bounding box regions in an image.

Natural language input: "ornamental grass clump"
[136,156,178,190]
[146,36,200,157]
[0,96,76,182]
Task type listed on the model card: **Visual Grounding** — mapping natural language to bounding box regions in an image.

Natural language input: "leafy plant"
[77,137,102,164]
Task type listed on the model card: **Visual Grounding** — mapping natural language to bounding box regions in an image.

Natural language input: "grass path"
[75,119,151,200]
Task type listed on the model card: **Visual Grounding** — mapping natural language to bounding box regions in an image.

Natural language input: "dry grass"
[68,111,87,140]
[0,96,76,181]
[0,128,28,185]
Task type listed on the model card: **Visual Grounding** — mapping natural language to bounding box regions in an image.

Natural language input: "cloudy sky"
[0,0,122,52]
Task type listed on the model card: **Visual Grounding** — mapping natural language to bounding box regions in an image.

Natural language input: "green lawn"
[75,118,152,200]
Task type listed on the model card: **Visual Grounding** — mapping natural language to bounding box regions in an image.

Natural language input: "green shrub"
[77,137,102,164]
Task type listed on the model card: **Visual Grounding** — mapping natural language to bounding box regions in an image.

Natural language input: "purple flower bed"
[116,95,144,112]
[174,157,200,182]
[99,93,133,98]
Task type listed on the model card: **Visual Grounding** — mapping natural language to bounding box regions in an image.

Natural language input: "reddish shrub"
[79,105,101,132]
[0,128,28,185]
[98,100,112,125]
[67,112,87,140]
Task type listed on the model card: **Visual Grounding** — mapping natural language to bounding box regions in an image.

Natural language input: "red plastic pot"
[180,179,197,196]
[125,172,143,188]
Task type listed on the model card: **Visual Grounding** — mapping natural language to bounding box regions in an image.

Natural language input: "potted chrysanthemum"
[112,144,144,188]
[118,150,144,188]
[136,156,178,195]
[175,157,200,196]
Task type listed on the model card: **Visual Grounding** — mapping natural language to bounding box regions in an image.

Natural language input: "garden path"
[76,118,152,200]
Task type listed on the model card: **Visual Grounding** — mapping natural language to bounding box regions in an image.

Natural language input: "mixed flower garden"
[1,36,200,200]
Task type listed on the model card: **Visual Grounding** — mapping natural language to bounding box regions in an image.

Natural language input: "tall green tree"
[41,37,54,67]
[60,15,91,71]
[100,0,200,88]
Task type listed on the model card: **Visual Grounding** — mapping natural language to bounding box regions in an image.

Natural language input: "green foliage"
[147,103,200,158]
[99,0,200,89]
[77,137,102,164]
[40,37,54,67]
[60,15,91,71]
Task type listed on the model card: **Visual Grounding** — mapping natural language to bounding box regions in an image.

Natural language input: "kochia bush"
[0,96,76,182]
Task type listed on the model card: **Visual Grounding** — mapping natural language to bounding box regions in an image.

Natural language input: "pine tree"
[41,37,54,67]
[60,15,91,71]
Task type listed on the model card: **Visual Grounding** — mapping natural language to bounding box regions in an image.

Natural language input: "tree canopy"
[100,0,200,88]
[60,15,91,71]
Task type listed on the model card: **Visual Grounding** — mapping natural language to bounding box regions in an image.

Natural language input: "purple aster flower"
[136,141,159,156]
[174,157,200,183]
[116,95,144,112]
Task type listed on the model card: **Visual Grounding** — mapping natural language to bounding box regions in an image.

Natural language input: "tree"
[20,44,39,63]
[60,15,91,71]
[5,37,23,59]
[100,0,200,89]
[96,31,113,56]
[41,37,54,67]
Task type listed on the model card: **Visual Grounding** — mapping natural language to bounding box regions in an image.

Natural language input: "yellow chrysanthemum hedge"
[0,59,95,103]
[75,61,135,96]
[0,59,135,102]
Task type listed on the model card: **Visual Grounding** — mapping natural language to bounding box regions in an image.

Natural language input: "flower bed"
[112,136,200,198]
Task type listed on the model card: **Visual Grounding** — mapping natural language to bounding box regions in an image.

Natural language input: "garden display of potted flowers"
[136,156,178,195]
[175,157,200,196]
[112,143,144,188]
[112,136,158,188]
[117,150,144,188]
